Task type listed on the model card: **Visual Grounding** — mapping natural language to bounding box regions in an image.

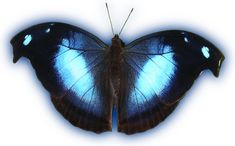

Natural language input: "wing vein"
[123,58,161,102]
[85,60,107,115]
[126,51,174,56]
[127,51,178,67]
[145,55,172,80]
[126,55,172,80]
[59,54,107,98]
[58,51,103,73]
[59,44,105,51]
[127,61,155,105]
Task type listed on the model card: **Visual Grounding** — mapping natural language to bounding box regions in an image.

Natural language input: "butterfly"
[11,19,224,134]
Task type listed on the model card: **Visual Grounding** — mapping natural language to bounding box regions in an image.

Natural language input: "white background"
[0,0,234,145]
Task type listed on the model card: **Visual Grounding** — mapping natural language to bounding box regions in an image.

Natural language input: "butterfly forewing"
[11,22,113,133]
[118,31,224,134]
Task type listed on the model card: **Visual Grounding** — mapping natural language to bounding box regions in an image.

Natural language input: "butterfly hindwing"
[118,30,224,134]
[11,22,113,133]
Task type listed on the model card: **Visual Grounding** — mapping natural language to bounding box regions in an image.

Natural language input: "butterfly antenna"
[105,3,115,35]
[119,8,134,35]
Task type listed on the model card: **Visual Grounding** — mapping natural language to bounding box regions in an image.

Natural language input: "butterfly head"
[111,34,125,47]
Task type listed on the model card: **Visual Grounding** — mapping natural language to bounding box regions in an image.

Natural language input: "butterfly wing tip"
[11,38,23,63]
[212,53,225,77]
[13,55,21,63]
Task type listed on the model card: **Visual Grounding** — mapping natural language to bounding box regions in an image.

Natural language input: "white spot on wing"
[184,37,189,42]
[23,34,32,46]
[201,46,210,58]
[45,28,50,33]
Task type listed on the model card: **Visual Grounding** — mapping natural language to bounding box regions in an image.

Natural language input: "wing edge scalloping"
[51,94,112,133]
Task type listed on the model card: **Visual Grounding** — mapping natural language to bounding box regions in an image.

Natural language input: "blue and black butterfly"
[11,21,224,134]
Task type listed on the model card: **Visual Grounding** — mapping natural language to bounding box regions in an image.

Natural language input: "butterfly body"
[11,22,224,134]
[108,35,124,105]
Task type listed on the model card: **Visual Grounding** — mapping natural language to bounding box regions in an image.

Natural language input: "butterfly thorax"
[109,35,125,103]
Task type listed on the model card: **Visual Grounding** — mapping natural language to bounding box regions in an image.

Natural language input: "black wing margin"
[118,30,225,134]
[11,22,113,133]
